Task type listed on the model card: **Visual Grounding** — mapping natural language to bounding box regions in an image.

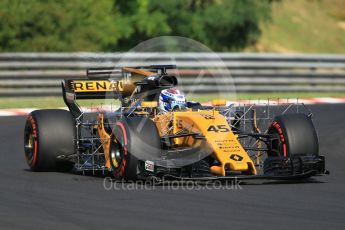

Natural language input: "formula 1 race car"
[24,65,327,182]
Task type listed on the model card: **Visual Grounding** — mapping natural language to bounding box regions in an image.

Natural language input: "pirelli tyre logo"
[72,80,124,92]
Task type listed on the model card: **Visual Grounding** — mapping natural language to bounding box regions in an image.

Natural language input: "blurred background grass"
[2,0,344,53]
[251,0,345,53]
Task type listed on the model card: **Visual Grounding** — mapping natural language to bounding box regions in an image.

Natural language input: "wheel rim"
[110,140,124,170]
[24,124,35,165]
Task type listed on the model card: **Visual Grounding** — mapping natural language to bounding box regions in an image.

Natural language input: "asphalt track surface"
[1,104,345,230]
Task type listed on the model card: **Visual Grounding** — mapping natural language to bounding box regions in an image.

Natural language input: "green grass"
[1,92,344,109]
[250,0,345,53]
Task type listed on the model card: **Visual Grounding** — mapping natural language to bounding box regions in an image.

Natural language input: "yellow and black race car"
[24,65,327,182]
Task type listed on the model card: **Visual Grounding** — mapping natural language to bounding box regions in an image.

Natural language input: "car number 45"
[207,125,230,132]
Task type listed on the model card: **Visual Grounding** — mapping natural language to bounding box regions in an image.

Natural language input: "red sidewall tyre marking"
[271,121,287,157]
[115,122,128,177]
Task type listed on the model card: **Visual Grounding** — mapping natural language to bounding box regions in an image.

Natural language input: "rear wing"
[63,79,124,99]
[62,77,129,117]
[86,68,122,79]
[62,65,178,117]
[86,65,176,79]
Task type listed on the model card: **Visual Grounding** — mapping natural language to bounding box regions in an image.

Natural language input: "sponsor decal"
[230,154,243,161]
[147,76,156,80]
[145,160,155,172]
[72,80,124,92]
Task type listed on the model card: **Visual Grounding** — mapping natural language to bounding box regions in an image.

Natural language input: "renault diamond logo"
[230,154,243,161]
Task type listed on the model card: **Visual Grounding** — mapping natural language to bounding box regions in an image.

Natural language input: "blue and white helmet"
[159,88,186,112]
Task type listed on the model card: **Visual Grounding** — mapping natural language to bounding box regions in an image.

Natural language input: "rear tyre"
[24,109,76,171]
[264,113,319,175]
[109,116,161,180]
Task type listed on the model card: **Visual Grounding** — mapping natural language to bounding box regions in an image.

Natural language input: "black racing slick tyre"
[109,116,161,180]
[24,109,76,171]
[264,113,319,175]
[267,113,319,157]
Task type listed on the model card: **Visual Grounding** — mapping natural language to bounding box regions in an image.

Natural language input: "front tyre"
[264,113,324,175]
[267,113,318,157]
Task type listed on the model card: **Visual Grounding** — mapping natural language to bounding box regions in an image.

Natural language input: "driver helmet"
[159,88,186,112]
